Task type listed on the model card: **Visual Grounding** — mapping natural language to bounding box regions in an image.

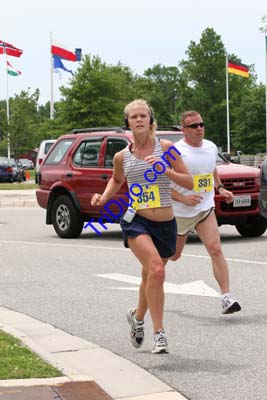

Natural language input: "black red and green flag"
[228,60,249,78]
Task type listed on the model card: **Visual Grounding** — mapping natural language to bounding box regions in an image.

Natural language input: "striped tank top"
[123,138,172,208]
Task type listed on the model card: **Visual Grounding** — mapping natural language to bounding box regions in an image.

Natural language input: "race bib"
[132,184,161,210]
[193,173,213,192]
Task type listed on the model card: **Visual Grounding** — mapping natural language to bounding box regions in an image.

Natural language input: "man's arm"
[213,168,233,204]
[171,189,203,206]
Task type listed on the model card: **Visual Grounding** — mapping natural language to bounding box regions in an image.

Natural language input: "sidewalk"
[0,306,187,400]
[0,189,38,208]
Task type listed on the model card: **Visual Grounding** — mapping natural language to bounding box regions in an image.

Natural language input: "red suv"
[36,127,267,238]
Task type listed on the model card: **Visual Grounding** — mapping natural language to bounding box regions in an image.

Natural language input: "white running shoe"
[126,308,145,348]
[221,294,241,314]
[152,329,169,354]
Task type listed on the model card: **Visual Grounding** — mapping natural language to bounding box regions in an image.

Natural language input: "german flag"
[228,60,249,78]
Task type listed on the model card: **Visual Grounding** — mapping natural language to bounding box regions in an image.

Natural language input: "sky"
[1,0,267,106]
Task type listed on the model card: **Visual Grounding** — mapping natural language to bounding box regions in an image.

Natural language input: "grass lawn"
[28,169,36,180]
[0,183,38,190]
[0,330,62,379]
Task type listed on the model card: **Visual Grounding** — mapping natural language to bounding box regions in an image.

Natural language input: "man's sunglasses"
[183,122,204,129]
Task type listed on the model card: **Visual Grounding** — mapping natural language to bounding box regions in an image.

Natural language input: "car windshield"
[44,142,55,154]
[45,139,74,164]
[156,133,184,142]
[217,153,229,165]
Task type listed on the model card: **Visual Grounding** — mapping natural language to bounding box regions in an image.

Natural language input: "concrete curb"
[0,306,187,400]
[0,199,38,207]
[0,189,38,208]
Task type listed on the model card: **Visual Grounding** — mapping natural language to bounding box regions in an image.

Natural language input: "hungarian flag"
[0,40,23,57]
[228,60,249,78]
[7,61,21,76]
[51,41,80,62]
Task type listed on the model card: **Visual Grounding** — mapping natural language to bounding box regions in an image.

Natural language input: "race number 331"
[193,173,213,192]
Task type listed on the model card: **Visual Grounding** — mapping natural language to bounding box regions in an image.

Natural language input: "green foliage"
[0,183,38,190]
[0,89,41,157]
[142,64,180,126]
[176,27,261,150]
[231,84,266,153]
[56,55,136,129]
[178,28,228,143]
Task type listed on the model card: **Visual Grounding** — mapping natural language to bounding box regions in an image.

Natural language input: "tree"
[0,28,262,155]
[177,28,227,144]
[143,64,180,126]
[231,84,266,153]
[56,55,137,128]
[177,27,257,150]
[0,89,42,156]
[0,100,8,156]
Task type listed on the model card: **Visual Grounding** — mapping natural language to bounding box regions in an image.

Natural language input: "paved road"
[0,207,267,400]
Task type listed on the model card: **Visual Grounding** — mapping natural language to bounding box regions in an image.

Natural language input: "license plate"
[233,195,251,207]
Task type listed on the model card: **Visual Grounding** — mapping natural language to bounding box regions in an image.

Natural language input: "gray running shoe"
[152,329,169,354]
[126,308,144,348]
[222,294,241,314]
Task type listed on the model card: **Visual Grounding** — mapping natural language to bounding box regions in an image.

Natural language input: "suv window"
[104,138,128,167]
[45,139,74,164]
[73,139,102,167]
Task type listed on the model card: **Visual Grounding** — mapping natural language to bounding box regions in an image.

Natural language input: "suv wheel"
[235,215,267,237]
[52,195,84,238]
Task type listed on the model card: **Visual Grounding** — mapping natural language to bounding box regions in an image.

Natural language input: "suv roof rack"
[157,126,182,131]
[71,127,125,134]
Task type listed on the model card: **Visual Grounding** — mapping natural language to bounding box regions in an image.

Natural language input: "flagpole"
[226,55,230,154]
[50,32,54,119]
[5,51,11,158]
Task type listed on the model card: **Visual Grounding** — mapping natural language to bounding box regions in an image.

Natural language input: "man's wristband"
[217,184,225,191]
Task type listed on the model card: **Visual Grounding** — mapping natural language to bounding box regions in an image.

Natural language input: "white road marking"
[181,253,267,265]
[96,273,221,297]
[0,240,266,265]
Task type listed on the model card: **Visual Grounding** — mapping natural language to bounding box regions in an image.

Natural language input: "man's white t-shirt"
[172,139,218,217]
